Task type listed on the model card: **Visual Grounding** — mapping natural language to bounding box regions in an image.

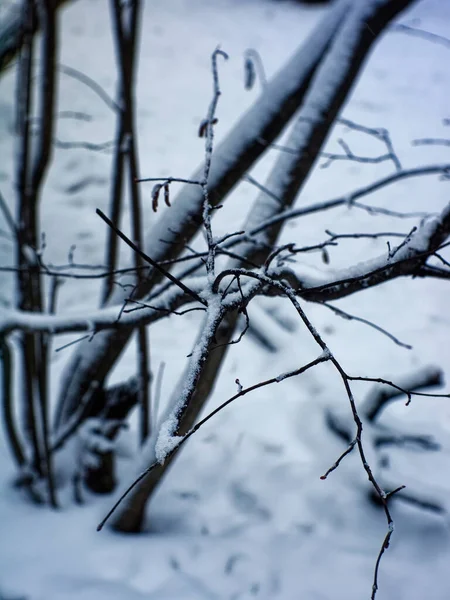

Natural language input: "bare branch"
[391,23,450,49]
[54,138,115,152]
[58,63,119,113]
[97,352,328,531]
[96,209,206,306]
[249,164,449,237]
[359,367,446,419]
[338,117,402,171]
[321,302,412,349]
[200,47,229,280]
[413,138,450,147]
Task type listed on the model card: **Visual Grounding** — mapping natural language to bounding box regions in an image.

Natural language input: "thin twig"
[59,63,119,112]
[412,138,450,147]
[322,302,412,349]
[96,208,206,306]
[97,353,328,531]
[200,47,229,281]
[391,23,450,49]
[249,164,449,237]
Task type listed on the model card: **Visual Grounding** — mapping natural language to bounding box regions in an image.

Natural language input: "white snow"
[1,0,450,599]
[155,419,183,465]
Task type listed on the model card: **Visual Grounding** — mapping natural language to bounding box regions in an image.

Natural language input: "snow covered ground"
[1,0,450,598]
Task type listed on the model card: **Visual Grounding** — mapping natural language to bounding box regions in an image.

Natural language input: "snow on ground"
[1,0,450,598]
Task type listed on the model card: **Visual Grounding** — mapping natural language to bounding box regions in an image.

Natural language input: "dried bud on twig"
[244,56,256,90]
[243,49,267,90]
[198,118,218,138]
[164,183,171,207]
[151,184,162,212]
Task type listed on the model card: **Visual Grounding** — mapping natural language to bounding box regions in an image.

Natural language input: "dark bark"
[14,0,58,505]
[83,378,140,495]
[111,311,236,532]
[0,0,74,73]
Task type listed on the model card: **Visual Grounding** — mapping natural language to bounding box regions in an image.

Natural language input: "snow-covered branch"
[281,203,450,302]
[0,279,205,335]
[232,0,417,263]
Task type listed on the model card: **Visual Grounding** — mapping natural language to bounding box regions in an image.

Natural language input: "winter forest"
[0,0,450,598]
